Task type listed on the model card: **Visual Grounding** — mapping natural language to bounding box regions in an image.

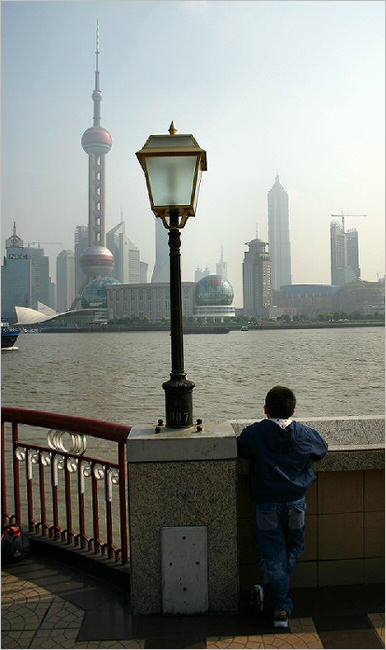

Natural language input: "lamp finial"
[168,121,177,135]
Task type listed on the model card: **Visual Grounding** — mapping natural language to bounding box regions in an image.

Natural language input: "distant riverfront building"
[107,282,196,322]
[194,275,235,321]
[151,219,169,283]
[268,175,292,290]
[330,220,361,285]
[107,276,236,323]
[274,280,384,318]
[56,250,75,312]
[1,223,52,320]
[242,236,273,317]
[216,247,228,280]
[275,284,341,319]
[194,266,211,282]
[106,221,140,284]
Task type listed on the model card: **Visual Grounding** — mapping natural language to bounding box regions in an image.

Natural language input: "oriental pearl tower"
[80,22,114,284]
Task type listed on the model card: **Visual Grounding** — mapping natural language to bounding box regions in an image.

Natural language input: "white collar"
[269,418,293,429]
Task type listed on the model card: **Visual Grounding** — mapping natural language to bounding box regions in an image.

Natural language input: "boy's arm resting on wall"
[308,428,329,461]
[237,427,254,458]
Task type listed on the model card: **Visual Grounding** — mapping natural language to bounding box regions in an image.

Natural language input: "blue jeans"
[254,498,306,614]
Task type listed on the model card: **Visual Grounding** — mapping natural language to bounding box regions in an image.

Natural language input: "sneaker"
[250,583,264,613]
[273,609,289,629]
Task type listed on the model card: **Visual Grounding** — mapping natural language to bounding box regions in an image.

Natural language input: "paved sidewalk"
[1,554,384,649]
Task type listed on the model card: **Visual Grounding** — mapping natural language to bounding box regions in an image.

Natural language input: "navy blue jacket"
[237,419,328,504]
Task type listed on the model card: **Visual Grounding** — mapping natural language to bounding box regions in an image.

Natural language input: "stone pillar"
[127,422,238,615]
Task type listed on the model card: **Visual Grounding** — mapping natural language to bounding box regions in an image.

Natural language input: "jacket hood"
[263,420,294,454]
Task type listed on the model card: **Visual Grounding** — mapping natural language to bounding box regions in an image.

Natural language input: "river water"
[2,326,384,426]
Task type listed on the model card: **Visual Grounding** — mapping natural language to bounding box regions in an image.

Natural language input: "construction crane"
[26,241,63,248]
[331,212,366,233]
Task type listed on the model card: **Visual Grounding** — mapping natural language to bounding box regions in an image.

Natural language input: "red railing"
[1,407,130,565]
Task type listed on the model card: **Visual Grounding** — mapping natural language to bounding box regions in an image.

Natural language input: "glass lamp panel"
[146,155,197,207]
[146,135,197,149]
[192,167,203,212]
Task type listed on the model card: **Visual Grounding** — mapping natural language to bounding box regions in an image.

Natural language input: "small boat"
[240,325,249,331]
[1,321,21,349]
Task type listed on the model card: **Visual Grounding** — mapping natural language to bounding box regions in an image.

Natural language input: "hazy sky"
[2,0,384,307]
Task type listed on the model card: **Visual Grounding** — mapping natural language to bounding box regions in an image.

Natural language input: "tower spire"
[92,20,102,127]
[79,21,113,285]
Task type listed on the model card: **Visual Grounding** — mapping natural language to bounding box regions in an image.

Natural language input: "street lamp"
[136,122,207,428]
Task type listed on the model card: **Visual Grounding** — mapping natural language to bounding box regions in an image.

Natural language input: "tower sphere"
[81,126,112,156]
[80,245,114,278]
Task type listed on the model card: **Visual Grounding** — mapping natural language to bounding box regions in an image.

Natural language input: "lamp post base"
[162,375,195,428]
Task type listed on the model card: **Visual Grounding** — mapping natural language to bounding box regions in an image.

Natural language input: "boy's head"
[264,385,296,419]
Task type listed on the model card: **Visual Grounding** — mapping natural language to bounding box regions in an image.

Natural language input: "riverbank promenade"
[2,550,384,649]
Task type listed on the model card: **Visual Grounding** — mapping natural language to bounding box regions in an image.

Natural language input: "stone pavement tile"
[207,636,264,648]
[39,596,85,629]
[1,573,55,635]
[207,618,323,649]
[1,601,53,633]
[368,613,385,645]
[0,629,35,649]
[70,643,145,649]
[31,632,145,650]
[30,626,81,649]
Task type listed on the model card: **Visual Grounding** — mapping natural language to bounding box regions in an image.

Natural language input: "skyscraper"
[242,236,273,316]
[345,229,360,281]
[194,266,211,283]
[1,223,51,319]
[79,22,114,285]
[216,246,228,280]
[56,250,75,312]
[330,220,360,285]
[151,218,169,283]
[107,221,140,284]
[268,175,292,290]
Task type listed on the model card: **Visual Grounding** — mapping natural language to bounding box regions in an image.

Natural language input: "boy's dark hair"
[265,385,296,419]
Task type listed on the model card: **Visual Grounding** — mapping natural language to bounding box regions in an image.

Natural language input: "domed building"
[194,274,235,321]
[81,276,121,309]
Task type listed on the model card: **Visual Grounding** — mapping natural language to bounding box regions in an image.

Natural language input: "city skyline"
[2,1,384,308]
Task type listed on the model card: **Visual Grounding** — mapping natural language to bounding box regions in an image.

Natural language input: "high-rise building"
[242,236,273,316]
[194,266,211,283]
[151,218,169,283]
[345,229,360,281]
[216,246,228,280]
[56,250,75,312]
[330,220,360,285]
[1,223,51,320]
[268,175,292,290]
[140,262,148,283]
[79,22,114,287]
[107,222,140,284]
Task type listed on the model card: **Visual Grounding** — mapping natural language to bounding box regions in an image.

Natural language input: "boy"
[237,385,328,630]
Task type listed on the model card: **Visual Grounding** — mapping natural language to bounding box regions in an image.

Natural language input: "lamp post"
[136,122,207,428]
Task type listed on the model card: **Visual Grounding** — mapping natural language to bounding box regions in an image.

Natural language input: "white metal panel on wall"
[161,526,208,614]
